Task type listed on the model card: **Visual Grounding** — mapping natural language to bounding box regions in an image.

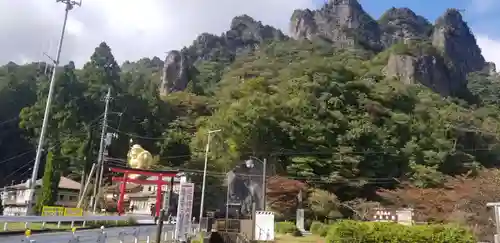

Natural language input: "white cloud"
[476,34,500,71]
[0,0,315,67]
[468,0,499,14]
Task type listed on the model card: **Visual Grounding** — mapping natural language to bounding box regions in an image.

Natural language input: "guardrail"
[0,215,152,232]
[0,215,150,222]
[0,216,200,242]
[10,224,200,243]
[18,225,172,243]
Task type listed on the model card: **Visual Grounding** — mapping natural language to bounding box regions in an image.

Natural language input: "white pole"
[262,158,267,210]
[76,163,96,208]
[27,0,81,215]
[198,129,220,229]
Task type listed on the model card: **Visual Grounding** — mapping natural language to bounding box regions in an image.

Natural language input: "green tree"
[35,151,61,214]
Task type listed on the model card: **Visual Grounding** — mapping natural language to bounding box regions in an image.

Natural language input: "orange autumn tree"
[378,169,500,240]
[266,176,306,219]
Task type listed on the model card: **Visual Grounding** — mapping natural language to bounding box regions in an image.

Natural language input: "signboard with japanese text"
[174,183,194,241]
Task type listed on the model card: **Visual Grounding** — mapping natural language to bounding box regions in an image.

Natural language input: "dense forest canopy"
[1,1,500,238]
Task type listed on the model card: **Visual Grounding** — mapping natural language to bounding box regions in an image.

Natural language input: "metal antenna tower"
[26,0,82,215]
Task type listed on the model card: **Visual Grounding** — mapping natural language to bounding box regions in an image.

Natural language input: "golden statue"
[127,144,153,179]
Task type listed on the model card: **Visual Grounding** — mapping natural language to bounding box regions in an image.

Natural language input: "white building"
[1,177,81,216]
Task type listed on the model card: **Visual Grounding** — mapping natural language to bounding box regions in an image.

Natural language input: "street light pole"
[27,0,81,215]
[199,129,221,228]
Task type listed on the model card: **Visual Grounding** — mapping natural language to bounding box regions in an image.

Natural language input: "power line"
[102,158,396,183]
[0,150,35,165]
[3,160,34,183]
[0,117,19,126]
[0,124,100,166]
[107,126,166,140]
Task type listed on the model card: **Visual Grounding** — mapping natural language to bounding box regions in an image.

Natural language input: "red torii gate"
[110,166,180,217]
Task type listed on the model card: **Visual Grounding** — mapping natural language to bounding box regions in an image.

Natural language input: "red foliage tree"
[266,176,307,219]
[378,169,500,241]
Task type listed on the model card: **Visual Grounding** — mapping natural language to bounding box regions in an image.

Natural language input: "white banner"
[174,182,194,241]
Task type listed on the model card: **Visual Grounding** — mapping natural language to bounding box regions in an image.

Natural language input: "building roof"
[4,176,81,190]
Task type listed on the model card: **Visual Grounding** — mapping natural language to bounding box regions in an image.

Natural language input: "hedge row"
[310,221,329,236]
[309,220,476,243]
[274,221,301,236]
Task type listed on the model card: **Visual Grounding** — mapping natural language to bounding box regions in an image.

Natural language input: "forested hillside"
[2,0,500,239]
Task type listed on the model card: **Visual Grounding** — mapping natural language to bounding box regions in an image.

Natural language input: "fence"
[0,216,199,243]
[0,215,149,233]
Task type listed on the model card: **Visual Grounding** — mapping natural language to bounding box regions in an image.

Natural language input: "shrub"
[275,221,297,234]
[86,218,137,228]
[310,221,324,235]
[325,220,476,243]
[318,224,329,237]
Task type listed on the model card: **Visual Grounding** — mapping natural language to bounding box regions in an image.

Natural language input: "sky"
[1,0,499,69]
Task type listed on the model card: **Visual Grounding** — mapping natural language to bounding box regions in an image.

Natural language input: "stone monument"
[296,189,305,232]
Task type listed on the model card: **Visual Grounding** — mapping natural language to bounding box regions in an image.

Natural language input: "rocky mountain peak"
[290,0,383,51]
[378,7,432,47]
[159,50,189,95]
[157,15,286,95]
[325,0,362,8]
[435,8,465,27]
[432,8,485,79]
[228,15,286,43]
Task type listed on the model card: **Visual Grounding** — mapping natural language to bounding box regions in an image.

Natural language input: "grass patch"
[275,233,325,243]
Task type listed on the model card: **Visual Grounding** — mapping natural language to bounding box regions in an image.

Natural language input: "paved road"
[0,225,175,243]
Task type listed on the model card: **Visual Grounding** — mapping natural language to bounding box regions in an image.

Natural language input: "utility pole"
[199,129,221,228]
[92,87,111,213]
[262,158,267,210]
[95,132,117,207]
[26,0,81,215]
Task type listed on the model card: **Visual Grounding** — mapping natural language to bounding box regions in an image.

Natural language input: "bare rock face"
[184,15,287,64]
[290,9,317,40]
[290,0,383,51]
[431,9,486,80]
[159,50,189,95]
[378,8,432,47]
[158,15,286,95]
[384,54,453,96]
[484,62,497,75]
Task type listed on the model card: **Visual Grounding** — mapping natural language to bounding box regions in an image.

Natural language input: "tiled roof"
[5,176,81,190]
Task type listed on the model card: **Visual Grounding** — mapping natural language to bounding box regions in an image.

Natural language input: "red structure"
[110,166,179,217]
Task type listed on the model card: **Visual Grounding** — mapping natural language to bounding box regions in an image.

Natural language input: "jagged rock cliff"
[182,14,286,64]
[159,50,189,95]
[290,2,488,96]
[158,15,286,95]
[431,9,486,80]
[384,54,453,96]
[290,0,383,51]
[378,7,432,47]
[154,0,491,98]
